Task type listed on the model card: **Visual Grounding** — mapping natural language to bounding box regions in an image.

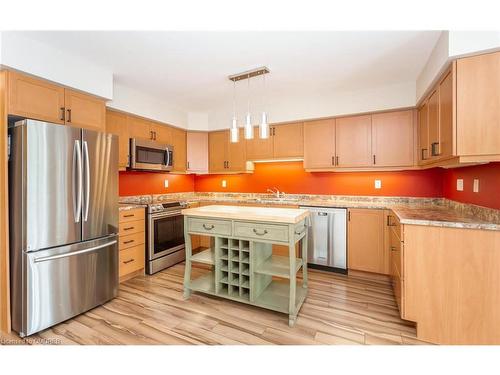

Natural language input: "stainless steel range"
[147,201,188,274]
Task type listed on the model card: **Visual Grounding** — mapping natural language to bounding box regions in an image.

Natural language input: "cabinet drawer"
[233,221,289,242]
[119,244,145,277]
[119,231,145,250]
[119,208,145,223]
[119,219,145,236]
[187,218,232,236]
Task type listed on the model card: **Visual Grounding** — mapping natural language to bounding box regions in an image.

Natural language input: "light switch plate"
[473,179,480,193]
[164,179,169,188]
[374,179,382,189]
[456,179,464,191]
[221,180,227,188]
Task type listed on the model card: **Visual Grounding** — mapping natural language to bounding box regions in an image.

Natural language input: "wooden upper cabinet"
[187,131,208,173]
[348,208,386,274]
[170,127,187,172]
[457,51,500,156]
[105,110,129,169]
[245,126,273,160]
[372,110,414,167]
[438,69,453,159]
[151,123,172,144]
[418,102,429,164]
[272,122,304,158]
[303,119,336,169]
[427,89,439,159]
[127,116,151,140]
[335,115,372,167]
[7,70,65,124]
[209,130,229,173]
[64,89,105,131]
[227,128,247,171]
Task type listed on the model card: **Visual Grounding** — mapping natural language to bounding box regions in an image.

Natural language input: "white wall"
[0,32,113,99]
[449,31,500,57]
[108,81,188,128]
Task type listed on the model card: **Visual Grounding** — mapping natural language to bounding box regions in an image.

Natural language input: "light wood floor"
[1,264,430,345]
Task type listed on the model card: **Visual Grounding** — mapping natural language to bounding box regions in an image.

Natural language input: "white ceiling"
[18,31,441,113]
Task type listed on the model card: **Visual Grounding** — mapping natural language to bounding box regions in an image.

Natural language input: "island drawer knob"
[253,228,268,236]
[203,224,215,230]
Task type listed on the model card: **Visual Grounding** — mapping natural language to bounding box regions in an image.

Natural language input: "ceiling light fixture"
[228,66,270,142]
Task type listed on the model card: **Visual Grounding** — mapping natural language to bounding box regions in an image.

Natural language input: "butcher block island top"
[182,205,310,327]
[181,205,310,224]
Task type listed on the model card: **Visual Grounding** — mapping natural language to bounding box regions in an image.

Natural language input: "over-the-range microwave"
[129,138,173,172]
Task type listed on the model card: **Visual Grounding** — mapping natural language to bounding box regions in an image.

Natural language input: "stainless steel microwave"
[129,138,173,172]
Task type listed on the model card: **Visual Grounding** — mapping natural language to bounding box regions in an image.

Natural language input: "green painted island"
[181,205,310,326]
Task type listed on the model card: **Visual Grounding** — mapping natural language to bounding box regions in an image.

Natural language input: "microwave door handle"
[73,140,82,223]
[165,148,170,167]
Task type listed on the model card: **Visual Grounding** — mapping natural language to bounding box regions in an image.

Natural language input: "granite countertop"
[119,203,147,211]
[119,193,500,231]
[181,205,310,224]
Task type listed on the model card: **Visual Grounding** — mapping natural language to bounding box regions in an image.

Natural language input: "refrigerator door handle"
[73,140,82,223]
[83,140,90,222]
[33,239,117,263]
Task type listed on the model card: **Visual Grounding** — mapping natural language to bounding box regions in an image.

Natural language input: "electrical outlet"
[221,180,227,188]
[473,179,480,193]
[164,179,169,188]
[456,179,464,191]
[374,179,382,189]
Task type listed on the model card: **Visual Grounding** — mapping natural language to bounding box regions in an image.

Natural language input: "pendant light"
[259,72,269,139]
[230,80,239,143]
[244,74,253,140]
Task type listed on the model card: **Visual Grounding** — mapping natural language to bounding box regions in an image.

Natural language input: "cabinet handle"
[203,224,215,230]
[253,228,268,236]
[150,131,153,140]
[60,107,65,121]
[123,214,135,218]
[123,258,135,264]
[154,131,157,140]
[187,161,190,169]
[431,142,440,156]
[335,156,339,165]
[226,161,229,169]
[421,148,427,160]
[66,109,72,123]
[390,246,397,252]
[123,240,135,244]
[123,226,134,231]
[331,156,334,166]
[348,211,351,221]
[373,155,376,165]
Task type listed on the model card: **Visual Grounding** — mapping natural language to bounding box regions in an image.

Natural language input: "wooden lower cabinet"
[347,208,388,274]
[119,208,145,281]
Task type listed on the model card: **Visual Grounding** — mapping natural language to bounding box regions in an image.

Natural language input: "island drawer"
[233,222,289,242]
[188,217,232,236]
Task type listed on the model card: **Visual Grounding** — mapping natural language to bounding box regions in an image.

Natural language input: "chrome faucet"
[267,187,285,199]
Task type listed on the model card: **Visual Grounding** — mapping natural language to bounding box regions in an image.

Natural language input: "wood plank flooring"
[1,264,430,345]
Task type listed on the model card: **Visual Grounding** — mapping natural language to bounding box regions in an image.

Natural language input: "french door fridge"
[9,119,119,337]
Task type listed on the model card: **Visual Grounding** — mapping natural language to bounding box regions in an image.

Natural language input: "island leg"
[288,226,297,327]
[301,223,308,289]
[183,217,192,299]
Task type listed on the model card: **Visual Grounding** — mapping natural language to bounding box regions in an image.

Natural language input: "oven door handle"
[150,211,182,219]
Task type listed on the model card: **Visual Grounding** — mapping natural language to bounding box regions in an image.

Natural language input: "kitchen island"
[182,205,310,326]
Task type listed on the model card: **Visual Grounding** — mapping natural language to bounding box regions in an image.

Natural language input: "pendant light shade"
[244,112,253,139]
[259,111,269,139]
[230,116,239,143]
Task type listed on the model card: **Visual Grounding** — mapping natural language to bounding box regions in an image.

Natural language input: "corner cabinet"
[187,131,209,174]
[106,110,130,169]
[7,70,106,131]
[209,129,248,173]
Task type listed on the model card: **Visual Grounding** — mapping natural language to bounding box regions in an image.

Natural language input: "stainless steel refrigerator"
[300,206,347,272]
[9,119,119,337]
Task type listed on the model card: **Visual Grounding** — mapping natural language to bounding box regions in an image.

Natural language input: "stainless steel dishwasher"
[300,206,347,273]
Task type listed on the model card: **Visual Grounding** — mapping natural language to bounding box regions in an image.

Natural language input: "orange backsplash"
[194,161,444,197]
[119,171,195,196]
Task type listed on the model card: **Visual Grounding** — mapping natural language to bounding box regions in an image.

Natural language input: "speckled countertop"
[119,193,500,231]
[119,203,147,211]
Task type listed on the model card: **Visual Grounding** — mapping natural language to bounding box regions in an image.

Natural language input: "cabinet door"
[8,70,65,124]
[227,128,247,172]
[438,69,453,159]
[127,116,152,140]
[427,90,439,159]
[245,126,273,160]
[335,115,372,167]
[209,130,228,173]
[372,110,414,167]
[64,89,106,131]
[417,102,429,164]
[171,127,187,172]
[105,110,129,169]
[272,122,304,158]
[303,119,336,169]
[347,208,386,274]
[187,131,208,173]
[151,123,172,144]
[457,51,500,156]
